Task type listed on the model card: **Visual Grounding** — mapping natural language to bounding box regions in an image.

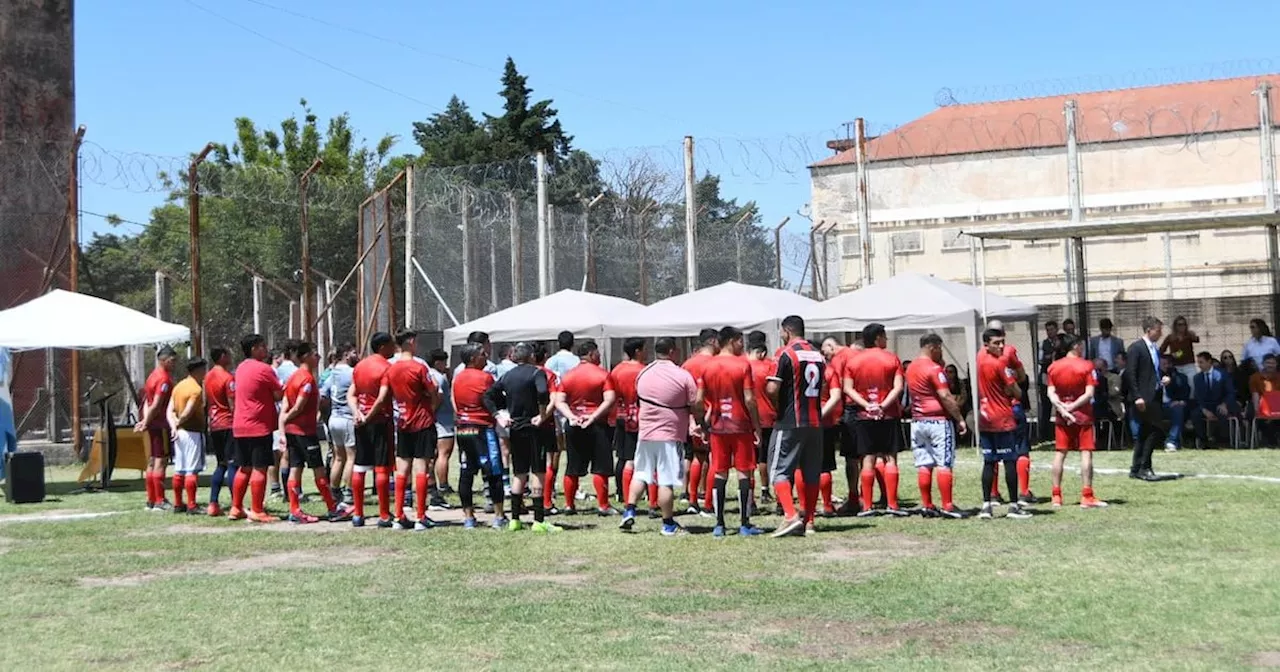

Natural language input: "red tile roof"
[812,74,1280,167]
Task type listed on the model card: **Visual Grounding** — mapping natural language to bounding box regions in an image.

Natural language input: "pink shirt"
[636,360,698,443]
[233,358,280,438]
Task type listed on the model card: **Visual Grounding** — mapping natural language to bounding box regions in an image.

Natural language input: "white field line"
[0,511,124,524]
[954,459,1280,484]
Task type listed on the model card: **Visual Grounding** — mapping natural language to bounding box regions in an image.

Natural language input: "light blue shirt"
[326,363,354,419]
[429,368,454,428]
[546,350,580,381]
[275,360,298,387]
[1096,339,1115,369]
[1242,336,1280,370]
[495,358,518,380]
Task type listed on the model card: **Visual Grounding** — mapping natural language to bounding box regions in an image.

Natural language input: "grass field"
[2,449,1279,671]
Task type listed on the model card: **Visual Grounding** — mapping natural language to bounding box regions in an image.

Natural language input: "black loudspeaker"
[4,452,46,504]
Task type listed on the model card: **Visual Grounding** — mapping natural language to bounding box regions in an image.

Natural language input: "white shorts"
[173,429,206,474]
[436,423,455,440]
[911,419,955,469]
[634,440,685,488]
[327,417,355,449]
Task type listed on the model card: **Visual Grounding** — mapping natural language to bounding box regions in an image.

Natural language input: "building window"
[841,234,871,257]
[891,231,923,254]
[940,228,969,251]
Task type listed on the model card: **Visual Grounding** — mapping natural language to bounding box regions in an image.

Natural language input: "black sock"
[738,478,751,527]
[1004,461,1019,502]
[713,476,727,527]
[981,463,995,503]
[510,491,523,519]
[532,496,544,523]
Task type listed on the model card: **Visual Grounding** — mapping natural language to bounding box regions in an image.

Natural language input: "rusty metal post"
[187,142,214,356]
[581,193,605,292]
[299,158,323,343]
[772,216,790,289]
[67,125,85,451]
[854,119,872,287]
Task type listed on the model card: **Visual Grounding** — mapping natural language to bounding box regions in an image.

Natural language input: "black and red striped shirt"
[770,338,826,429]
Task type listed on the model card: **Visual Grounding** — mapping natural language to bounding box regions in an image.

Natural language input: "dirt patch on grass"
[1253,651,1280,668]
[473,572,589,588]
[813,532,941,564]
[79,547,396,588]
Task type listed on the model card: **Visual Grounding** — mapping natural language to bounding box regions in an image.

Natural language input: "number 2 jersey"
[769,338,826,429]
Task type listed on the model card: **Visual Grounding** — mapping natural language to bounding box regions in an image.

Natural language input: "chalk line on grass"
[0,511,124,524]
[954,459,1280,484]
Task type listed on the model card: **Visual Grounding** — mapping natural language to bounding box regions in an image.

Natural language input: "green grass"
[2,450,1279,671]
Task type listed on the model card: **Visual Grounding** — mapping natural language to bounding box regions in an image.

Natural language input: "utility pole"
[854,119,872,287]
[404,166,415,328]
[637,201,656,304]
[772,216,790,289]
[548,204,557,293]
[1257,82,1280,326]
[299,158,323,342]
[187,142,214,356]
[683,136,698,293]
[67,125,85,451]
[461,188,472,321]
[508,192,522,306]
[536,151,549,297]
[580,192,605,291]
[1064,99,1088,336]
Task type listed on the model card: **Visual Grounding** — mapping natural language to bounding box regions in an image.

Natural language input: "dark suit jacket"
[1125,339,1166,428]
[1163,370,1191,404]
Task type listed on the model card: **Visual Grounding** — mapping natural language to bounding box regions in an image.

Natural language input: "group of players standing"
[128,313,1106,537]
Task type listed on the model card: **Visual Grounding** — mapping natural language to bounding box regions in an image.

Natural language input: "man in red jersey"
[134,346,177,512]
[1046,334,1107,509]
[695,326,764,538]
[747,331,776,506]
[385,330,440,530]
[845,323,908,517]
[203,347,235,516]
[766,316,826,538]
[278,341,348,524]
[906,333,968,519]
[681,328,719,515]
[347,331,397,528]
[452,343,507,529]
[976,327,1032,519]
[230,334,283,523]
[609,337,650,513]
[824,336,863,515]
[554,341,618,516]
[987,319,1032,505]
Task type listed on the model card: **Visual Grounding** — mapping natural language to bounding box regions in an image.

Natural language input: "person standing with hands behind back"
[1125,317,1169,481]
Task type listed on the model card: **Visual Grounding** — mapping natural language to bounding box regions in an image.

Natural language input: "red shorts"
[145,427,170,459]
[1054,423,1095,451]
[710,433,756,474]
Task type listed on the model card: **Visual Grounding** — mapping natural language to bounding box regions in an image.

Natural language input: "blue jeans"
[1012,405,1030,456]
[1162,403,1186,448]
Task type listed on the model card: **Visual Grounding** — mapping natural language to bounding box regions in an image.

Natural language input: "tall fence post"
[508,192,521,306]
[855,119,872,288]
[548,204,557,292]
[299,159,323,343]
[1064,99,1084,328]
[1256,82,1280,327]
[772,216,789,289]
[683,136,698,293]
[251,275,263,334]
[536,152,549,297]
[461,188,472,322]
[188,143,215,357]
[404,166,415,329]
[67,126,85,450]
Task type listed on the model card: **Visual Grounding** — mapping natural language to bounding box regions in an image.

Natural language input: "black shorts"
[209,429,234,463]
[757,427,774,464]
[566,423,613,477]
[614,425,638,463]
[538,427,557,455]
[508,426,547,475]
[396,427,438,461]
[355,421,394,468]
[839,411,860,457]
[854,418,904,457]
[822,427,840,472]
[286,434,324,469]
[234,434,274,469]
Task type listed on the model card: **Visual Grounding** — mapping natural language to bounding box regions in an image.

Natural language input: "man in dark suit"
[1125,317,1168,480]
[1192,350,1235,448]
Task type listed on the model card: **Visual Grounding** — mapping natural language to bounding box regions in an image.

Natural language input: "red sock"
[351,470,367,518]
[884,463,900,510]
[802,482,819,524]
[917,467,934,509]
[544,463,557,509]
[249,469,267,515]
[287,474,302,514]
[648,481,659,507]
[564,475,579,508]
[622,465,634,502]
[702,466,713,511]
[1052,485,1063,498]
[819,472,834,511]
[859,469,875,510]
[153,472,167,504]
[774,480,797,519]
[1082,486,1095,499]
[990,463,1001,497]
[1016,456,1031,496]
[794,470,807,513]
[172,475,184,507]
[937,467,954,510]
[689,458,703,503]
[375,467,391,520]
[144,470,156,504]
[185,474,198,507]
[415,473,429,520]
[593,474,609,510]
[394,472,408,520]
[315,475,337,511]
[874,460,887,498]
[232,469,249,510]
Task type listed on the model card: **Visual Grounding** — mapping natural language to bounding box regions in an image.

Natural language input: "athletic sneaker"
[597,507,619,517]
[376,517,395,529]
[438,484,455,495]
[562,507,578,516]
[462,517,477,530]
[619,509,637,530]
[327,506,353,522]
[712,525,727,539]
[1005,503,1033,519]
[804,522,816,536]
[821,508,838,518]
[269,489,285,502]
[685,503,701,516]
[173,504,188,514]
[885,507,910,517]
[351,516,365,528]
[206,502,223,517]
[939,506,965,519]
[977,503,994,519]
[342,487,354,505]
[855,508,878,518]
[187,503,203,515]
[739,525,763,537]
[697,507,715,519]
[154,500,174,513]
[647,508,661,519]
[288,512,319,524]
[1052,493,1064,507]
[491,516,510,530]
[1018,493,1035,507]
[919,506,940,518]
[1165,442,1178,453]
[1080,497,1109,509]
[547,506,562,516]
[771,517,805,538]
[531,521,563,533]
[395,518,414,531]
[248,511,276,523]
[508,519,525,532]
[428,496,453,511]
[228,507,248,521]
[660,521,687,536]
[575,489,589,501]
[413,519,435,531]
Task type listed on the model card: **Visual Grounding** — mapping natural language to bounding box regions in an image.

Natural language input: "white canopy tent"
[0,290,190,350]
[804,273,1039,448]
[442,289,645,348]
[603,282,819,346]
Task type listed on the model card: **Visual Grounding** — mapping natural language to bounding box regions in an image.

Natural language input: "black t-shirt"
[483,363,549,430]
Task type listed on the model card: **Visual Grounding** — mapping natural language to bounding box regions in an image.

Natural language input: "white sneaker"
[1165,443,1178,452]
[977,503,993,519]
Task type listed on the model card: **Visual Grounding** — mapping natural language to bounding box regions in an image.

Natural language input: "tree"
[484,57,572,164]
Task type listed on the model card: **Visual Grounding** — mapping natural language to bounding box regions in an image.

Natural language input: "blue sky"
[77,0,1279,278]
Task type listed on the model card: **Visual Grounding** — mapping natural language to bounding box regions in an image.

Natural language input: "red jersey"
[351,355,392,423]
[977,349,1018,432]
[820,365,843,427]
[698,354,755,434]
[232,358,280,438]
[847,347,904,420]
[540,366,559,394]
[453,367,495,427]
[282,367,319,436]
[609,360,644,433]
[142,367,174,430]
[559,362,614,420]
[748,358,777,428]
[772,338,826,429]
[1046,356,1097,425]
[829,347,860,404]
[906,356,949,420]
[204,365,234,431]
[387,358,437,432]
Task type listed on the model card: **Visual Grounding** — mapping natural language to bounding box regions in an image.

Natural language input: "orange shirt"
[204,365,234,431]
[905,356,949,420]
[1249,371,1280,417]
[283,367,319,436]
[748,357,777,428]
[559,362,614,420]
[351,355,392,423]
[453,367,496,427]
[977,349,1018,432]
[609,360,644,433]
[698,354,755,434]
[387,358,437,432]
[847,347,903,420]
[142,367,175,430]
[1047,356,1097,424]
